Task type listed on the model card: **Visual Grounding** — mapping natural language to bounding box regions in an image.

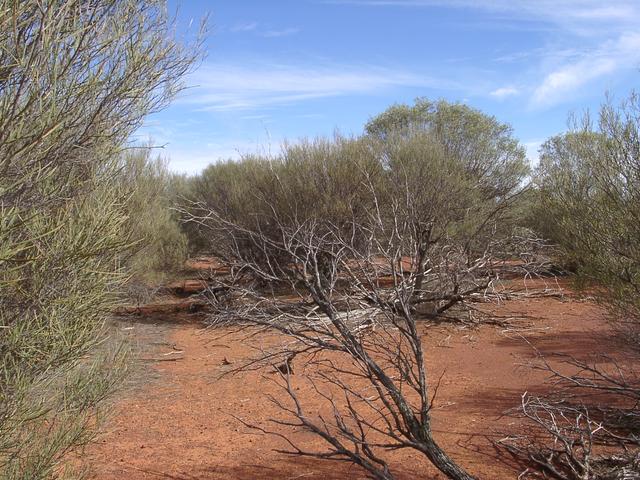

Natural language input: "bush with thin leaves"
[0,1,202,478]
[116,149,189,296]
[534,93,640,336]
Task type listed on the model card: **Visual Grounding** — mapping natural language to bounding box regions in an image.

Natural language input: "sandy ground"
[82,267,628,480]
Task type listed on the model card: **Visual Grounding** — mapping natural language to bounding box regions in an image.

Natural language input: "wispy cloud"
[330,1,639,108]
[183,62,460,112]
[490,86,519,99]
[229,21,258,33]
[240,114,272,120]
[570,5,636,21]
[493,47,584,64]
[531,32,640,107]
[167,138,283,174]
[325,1,640,39]
[324,0,639,22]
[261,27,301,38]
[228,22,301,38]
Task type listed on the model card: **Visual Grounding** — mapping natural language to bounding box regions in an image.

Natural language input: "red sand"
[84,275,624,479]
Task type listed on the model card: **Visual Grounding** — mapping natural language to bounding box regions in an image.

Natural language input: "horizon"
[142,0,640,174]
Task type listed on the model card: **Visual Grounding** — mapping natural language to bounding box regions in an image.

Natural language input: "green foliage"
[365,98,529,199]
[116,149,188,286]
[535,93,640,323]
[187,137,384,264]
[187,102,528,273]
[0,1,201,478]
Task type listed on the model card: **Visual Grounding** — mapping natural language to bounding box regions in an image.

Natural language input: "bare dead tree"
[179,129,537,479]
[206,232,478,478]
[180,186,540,479]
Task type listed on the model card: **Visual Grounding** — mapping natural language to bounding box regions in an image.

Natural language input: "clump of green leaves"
[117,149,189,288]
[0,1,201,478]
[535,93,640,335]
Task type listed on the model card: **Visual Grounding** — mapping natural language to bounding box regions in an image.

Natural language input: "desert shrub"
[170,173,208,253]
[0,1,201,478]
[116,149,189,288]
[187,137,385,269]
[365,100,529,292]
[194,138,381,226]
[186,156,276,261]
[502,93,640,479]
[365,98,529,202]
[189,106,529,270]
[535,94,640,328]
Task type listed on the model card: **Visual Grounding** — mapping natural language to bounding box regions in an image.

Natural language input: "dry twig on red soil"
[499,351,640,480]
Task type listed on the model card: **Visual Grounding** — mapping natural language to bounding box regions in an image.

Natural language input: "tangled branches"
[500,354,640,480]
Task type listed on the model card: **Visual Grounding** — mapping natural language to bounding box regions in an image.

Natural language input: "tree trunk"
[419,434,477,480]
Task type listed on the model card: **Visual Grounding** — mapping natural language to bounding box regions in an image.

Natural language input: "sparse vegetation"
[534,95,640,332]
[501,94,640,479]
[116,149,190,302]
[2,2,639,478]
[183,101,531,479]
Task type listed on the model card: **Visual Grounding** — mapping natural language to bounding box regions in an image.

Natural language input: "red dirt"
[84,274,628,480]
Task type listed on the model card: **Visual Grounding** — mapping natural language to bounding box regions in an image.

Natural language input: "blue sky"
[142,0,640,174]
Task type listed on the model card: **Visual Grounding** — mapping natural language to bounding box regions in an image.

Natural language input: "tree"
[0,1,202,477]
[534,94,640,337]
[367,100,529,305]
[365,98,528,202]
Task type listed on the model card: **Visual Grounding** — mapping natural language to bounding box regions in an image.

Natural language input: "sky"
[141,0,640,174]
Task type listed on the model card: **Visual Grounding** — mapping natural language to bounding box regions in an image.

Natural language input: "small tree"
[534,93,640,336]
[365,98,529,202]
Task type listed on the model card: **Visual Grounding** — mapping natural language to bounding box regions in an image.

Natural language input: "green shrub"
[365,98,529,200]
[117,149,189,287]
[186,137,390,267]
[187,102,529,278]
[535,93,640,327]
[0,1,201,477]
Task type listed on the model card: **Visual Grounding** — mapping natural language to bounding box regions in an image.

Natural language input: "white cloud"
[228,22,300,38]
[570,5,635,20]
[524,140,543,166]
[531,32,640,107]
[261,28,301,38]
[326,1,640,39]
[166,138,282,174]
[531,59,616,107]
[490,86,519,99]
[325,0,639,23]
[230,21,258,32]
[240,114,271,120]
[182,62,459,112]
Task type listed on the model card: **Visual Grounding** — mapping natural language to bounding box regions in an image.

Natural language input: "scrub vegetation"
[1,2,639,479]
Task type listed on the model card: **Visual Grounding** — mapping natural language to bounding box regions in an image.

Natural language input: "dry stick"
[139,357,184,362]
